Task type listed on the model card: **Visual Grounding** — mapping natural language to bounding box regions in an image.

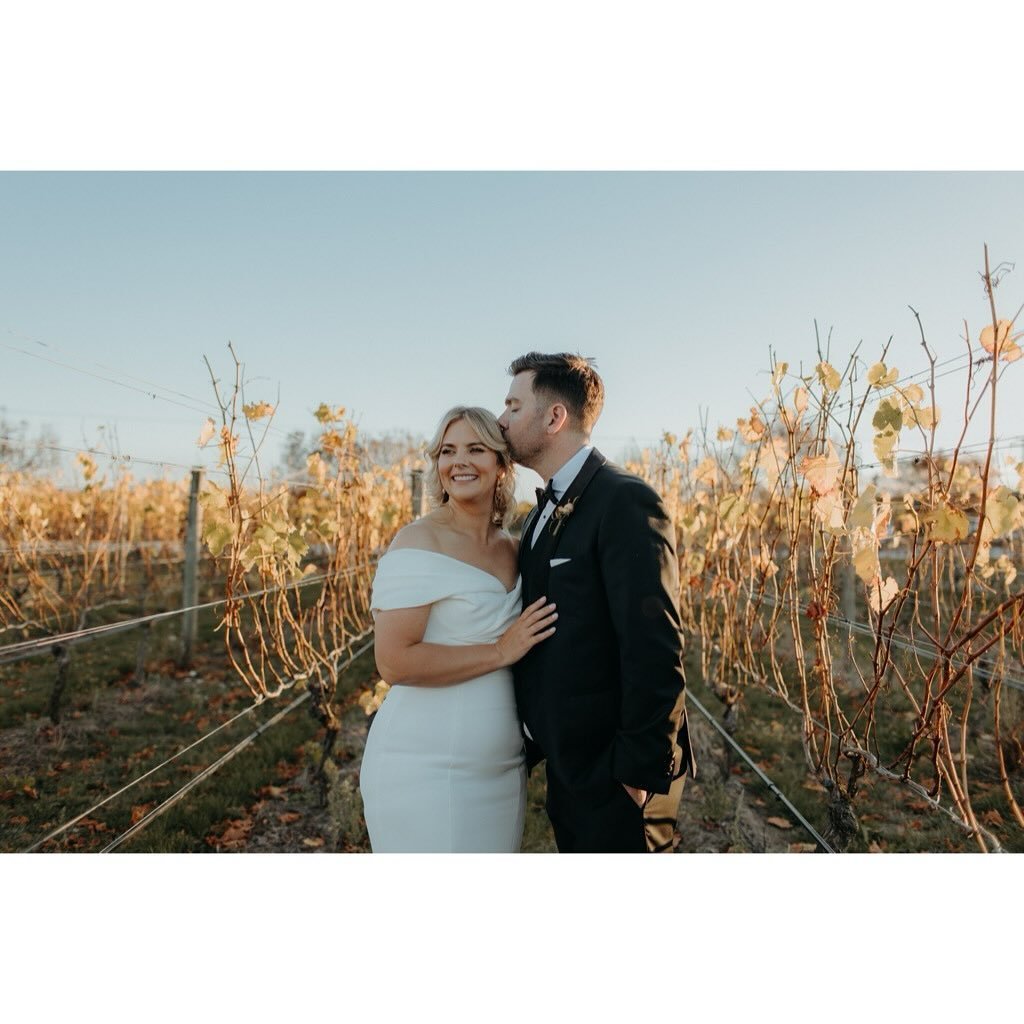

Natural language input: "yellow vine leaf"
[694,457,718,487]
[979,319,1024,363]
[853,540,879,584]
[203,521,233,558]
[320,429,348,453]
[893,510,916,536]
[76,452,97,482]
[996,554,1017,590]
[197,417,216,447]
[313,403,347,424]
[985,486,1020,538]
[794,387,809,416]
[867,362,899,387]
[678,430,693,463]
[900,383,925,405]
[216,430,239,468]
[756,437,789,488]
[816,361,841,392]
[198,485,229,513]
[242,401,275,421]
[718,493,745,528]
[976,515,995,565]
[799,441,840,496]
[813,491,846,534]
[306,452,328,483]
[239,542,262,572]
[867,575,899,613]
[873,429,899,478]
[847,484,877,531]
[772,362,789,388]
[924,504,969,544]
[716,426,734,442]
[872,396,903,434]
[358,680,391,716]
[737,408,766,443]
[904,404,940,430]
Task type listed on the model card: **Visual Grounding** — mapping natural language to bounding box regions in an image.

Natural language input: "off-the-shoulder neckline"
[382,548,521,595]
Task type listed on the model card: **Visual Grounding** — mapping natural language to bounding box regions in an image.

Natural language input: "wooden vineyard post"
[841,560,856,622]
[179,467,204,668]
[410,468,425,520]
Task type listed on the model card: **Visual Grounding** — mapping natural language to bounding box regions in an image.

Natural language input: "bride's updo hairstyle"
[425,406,517,528]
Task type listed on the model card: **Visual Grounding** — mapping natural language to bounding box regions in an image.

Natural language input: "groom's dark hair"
[507,352,605,434]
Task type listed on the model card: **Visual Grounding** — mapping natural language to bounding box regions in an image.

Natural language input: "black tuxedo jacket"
[514,449,696,797]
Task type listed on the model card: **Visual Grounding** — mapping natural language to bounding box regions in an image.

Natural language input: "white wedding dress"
[359,548,527,852]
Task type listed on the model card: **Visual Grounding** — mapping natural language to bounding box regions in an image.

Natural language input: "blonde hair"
[425,406,516,527]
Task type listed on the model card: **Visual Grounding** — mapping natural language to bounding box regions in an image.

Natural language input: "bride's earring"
[492,477,503,524]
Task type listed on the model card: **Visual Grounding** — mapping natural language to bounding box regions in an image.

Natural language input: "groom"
[498,352,695,853]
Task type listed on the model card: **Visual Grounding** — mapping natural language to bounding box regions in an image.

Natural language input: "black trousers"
[545,770,686,853]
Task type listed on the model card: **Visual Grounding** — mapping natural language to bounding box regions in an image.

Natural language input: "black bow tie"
[535,481,557,508]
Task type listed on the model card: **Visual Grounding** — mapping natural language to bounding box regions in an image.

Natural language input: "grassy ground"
[684,640,1024,853]
[0,589,373,853]
[2,595,1020,853]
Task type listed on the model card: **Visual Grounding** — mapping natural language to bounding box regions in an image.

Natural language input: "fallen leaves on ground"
[766,816,793,829]
[130,803,155,825]
[274,760,302,781]
[207,817,254,851]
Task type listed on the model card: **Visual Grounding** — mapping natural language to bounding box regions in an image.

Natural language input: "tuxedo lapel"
[524,448,607,597]
[518,506,541,574]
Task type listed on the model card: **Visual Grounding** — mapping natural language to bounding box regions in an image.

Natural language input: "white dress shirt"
[530,445,594,548]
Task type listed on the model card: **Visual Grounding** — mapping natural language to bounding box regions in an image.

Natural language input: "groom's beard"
[503,420,547,471]
[506,437,544,471]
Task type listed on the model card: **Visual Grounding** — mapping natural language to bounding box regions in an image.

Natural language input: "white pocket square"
[550,558,571,567]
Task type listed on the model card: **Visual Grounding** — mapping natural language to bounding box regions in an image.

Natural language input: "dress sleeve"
[370,550,465,614]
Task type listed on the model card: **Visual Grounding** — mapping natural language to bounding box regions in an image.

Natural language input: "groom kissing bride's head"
[497,352,604,477]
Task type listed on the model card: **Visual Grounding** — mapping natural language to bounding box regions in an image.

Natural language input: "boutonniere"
[549,499,576,536]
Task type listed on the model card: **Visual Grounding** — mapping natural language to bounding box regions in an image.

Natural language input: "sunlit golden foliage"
[628,252,1023,850]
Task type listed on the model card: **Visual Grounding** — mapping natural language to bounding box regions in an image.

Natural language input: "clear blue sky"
[3,171,1023,495]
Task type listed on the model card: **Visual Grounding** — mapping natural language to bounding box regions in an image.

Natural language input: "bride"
[358,406,557,852]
